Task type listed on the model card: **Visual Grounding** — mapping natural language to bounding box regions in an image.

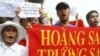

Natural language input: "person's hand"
[75,13,79,27]
[75,13,78,20]
[15,7,21,16]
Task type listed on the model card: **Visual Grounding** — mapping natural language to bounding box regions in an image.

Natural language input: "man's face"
[57,8,70,21]
[88,12,100,27]
[2,26,18,45]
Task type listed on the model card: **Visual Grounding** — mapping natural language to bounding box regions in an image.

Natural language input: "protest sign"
[0,0,25,17]
[0,0,25,3]
[19,2,41,17]
[0,2,15,17]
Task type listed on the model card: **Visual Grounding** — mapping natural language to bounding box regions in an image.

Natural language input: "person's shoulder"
[15,44,27,56]
[53,23,76,27]
[53,22,61,26]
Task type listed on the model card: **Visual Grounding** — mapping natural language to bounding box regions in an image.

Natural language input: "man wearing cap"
[86,10,100,27]
[54,2,75,27]
[0,21,27,56]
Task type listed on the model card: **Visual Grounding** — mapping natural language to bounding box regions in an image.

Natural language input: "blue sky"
[43,0,100,26]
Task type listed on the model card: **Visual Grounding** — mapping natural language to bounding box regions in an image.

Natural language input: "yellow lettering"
[77,31,85,45]
[41,30,51,46]
[51,30,60,46]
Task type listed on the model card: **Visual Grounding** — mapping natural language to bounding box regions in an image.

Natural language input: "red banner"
[28,26,100,56]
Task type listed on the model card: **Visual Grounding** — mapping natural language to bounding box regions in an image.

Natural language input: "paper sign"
[0,0,25,3]
[19,2,41,17]
[0,0,25,17]
[0,2,15,17]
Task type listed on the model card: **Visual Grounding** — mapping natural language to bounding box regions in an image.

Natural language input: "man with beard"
[54,2,75,27]
[86,10,100,27]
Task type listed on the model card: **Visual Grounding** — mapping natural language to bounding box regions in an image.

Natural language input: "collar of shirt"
[1,43,19,52]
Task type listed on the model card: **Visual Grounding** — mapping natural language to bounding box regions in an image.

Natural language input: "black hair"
[86,10,99,21]
[27,17,33,23]
[6,17,14,21]
[0,17,6,24]
[19,18,27,29]
[56,2,70,11]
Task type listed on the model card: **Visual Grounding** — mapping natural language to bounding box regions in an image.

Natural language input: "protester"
[19,18,28,29]
[54,2,75,27]
[12,7,21,24]
[38,7,51,26]
[27,17,39,25]
[13,7,29,29]
[86,10,100,27]
[0,21,27,56]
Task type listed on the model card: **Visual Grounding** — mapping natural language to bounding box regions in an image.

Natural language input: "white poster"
[0,0,25,17]
[0,0,25,3]
[19,2,41,17]
[0,2,16,17]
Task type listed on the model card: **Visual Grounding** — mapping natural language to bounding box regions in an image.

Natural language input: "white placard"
[0,0,25,17]
[0,2,16,17]
[0,0,25,3]
[19,2,41,17]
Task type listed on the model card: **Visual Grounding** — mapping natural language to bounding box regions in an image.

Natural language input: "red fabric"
[18,24,42,46]
[19,39,26,46]
[28,26,100,56]
[70,19,84,27]
[28,27,42,56]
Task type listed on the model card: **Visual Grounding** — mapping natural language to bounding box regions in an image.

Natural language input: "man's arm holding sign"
[12,7,21,24]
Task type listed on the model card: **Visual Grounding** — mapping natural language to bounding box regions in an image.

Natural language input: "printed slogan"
[28,26,100,56]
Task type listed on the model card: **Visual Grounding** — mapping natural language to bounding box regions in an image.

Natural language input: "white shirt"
[0,43,27,56]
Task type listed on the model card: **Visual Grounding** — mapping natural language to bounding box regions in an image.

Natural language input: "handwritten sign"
[19,2,41,17]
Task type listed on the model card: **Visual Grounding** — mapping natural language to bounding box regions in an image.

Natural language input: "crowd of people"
[0,2,99,28]
[0,2,100,27]
[0,1,100,56]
